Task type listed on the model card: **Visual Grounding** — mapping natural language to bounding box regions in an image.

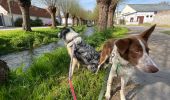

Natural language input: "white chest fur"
[110,45,135,77]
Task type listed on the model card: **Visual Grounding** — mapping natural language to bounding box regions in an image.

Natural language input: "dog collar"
[66,35,80,44]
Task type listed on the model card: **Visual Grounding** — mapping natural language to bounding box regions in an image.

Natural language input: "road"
[122,26,170,100]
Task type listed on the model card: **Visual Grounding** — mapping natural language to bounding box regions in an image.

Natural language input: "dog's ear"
[115,38,131,55]
[140,24,156,41]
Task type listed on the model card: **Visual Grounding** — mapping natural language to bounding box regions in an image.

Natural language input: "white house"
[61,17,73,25]
[0,0,52,26]
[0,0,74,27]
[119,4,170,25]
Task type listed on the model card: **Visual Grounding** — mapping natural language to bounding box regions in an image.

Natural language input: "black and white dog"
[58,27,100,77]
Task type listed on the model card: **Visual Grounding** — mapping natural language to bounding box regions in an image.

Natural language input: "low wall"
[153,10,170,25]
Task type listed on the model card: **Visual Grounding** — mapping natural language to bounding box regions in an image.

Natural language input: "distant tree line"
[7,0,93,31]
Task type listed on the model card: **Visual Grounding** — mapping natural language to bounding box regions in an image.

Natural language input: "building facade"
[0,0,51,27]
[118,4,170,25]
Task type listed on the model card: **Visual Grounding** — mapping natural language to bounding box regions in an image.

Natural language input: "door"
[137,16,144,24]
[0,15,3,26]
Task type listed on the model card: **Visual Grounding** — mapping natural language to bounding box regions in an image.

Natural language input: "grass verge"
[0,26,86,56]
[0,27,128,100]
[0,28,59,56]
[162,30,170,35]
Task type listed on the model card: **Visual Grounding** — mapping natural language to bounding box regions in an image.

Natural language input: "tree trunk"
[78,17,82,26]
[107,1,117,28]
[64,13,69,27]
[17,0,31,31]
[19,6,31,31]
[97,3,109,31]
[46,6,57,28]
[76,17,79,26]
[50,12,56,28]
[72,15,75,26]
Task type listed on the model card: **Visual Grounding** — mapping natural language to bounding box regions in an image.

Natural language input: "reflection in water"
[0,27,94,70]
[84,27,94,37]
[0,41,64,70]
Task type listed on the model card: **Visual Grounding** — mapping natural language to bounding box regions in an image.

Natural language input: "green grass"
[0,27,128,100]
[162,30,170,35]
[0,28,59,56]
[0,26,86,56]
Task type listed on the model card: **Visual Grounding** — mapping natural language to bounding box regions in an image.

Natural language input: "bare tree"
[91,5,99,25]
[96,0,111,31]
[42,0,58,28]
[58,0,72,27]
[16,0,32,31]
[77,8,86,25]
[97,0,127,30]
[69,0,80,26]
[107,0,118,28]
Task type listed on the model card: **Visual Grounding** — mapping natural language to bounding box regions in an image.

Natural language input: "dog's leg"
[67,46,72,57]
[120,76,129,100]
[77,62,80,69]
[71,58,78,77]
[67,45,76,77]
[105,66,116,100]
[96,55,108,74]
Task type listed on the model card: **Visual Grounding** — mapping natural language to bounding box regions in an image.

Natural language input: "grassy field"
[0,26,86,56]
[0,27,128,100]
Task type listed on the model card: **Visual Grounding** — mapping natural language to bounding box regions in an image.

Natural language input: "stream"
[0,27,94,70]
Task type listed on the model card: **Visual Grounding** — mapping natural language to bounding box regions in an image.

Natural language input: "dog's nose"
[144,65,159,73]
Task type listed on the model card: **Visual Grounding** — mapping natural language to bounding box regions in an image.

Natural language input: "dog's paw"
[105,93,110,100]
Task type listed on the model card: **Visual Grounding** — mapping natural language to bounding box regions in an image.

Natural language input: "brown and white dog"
[97,25,159,100]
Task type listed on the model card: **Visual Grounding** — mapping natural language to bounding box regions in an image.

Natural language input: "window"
[130,17,134,22]
[146,15,149,18]
[150,15,153,18]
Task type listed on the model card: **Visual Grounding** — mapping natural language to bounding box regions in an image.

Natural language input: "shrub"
[31,18,43,26]
[14,18,22,27]
[73,25,86,33]
[10,34,34,49]
[85,27,127,48]
[14,18,43,27]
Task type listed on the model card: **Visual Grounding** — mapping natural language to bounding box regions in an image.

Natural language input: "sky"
[78,0,170,11]
[32,0,170,11]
